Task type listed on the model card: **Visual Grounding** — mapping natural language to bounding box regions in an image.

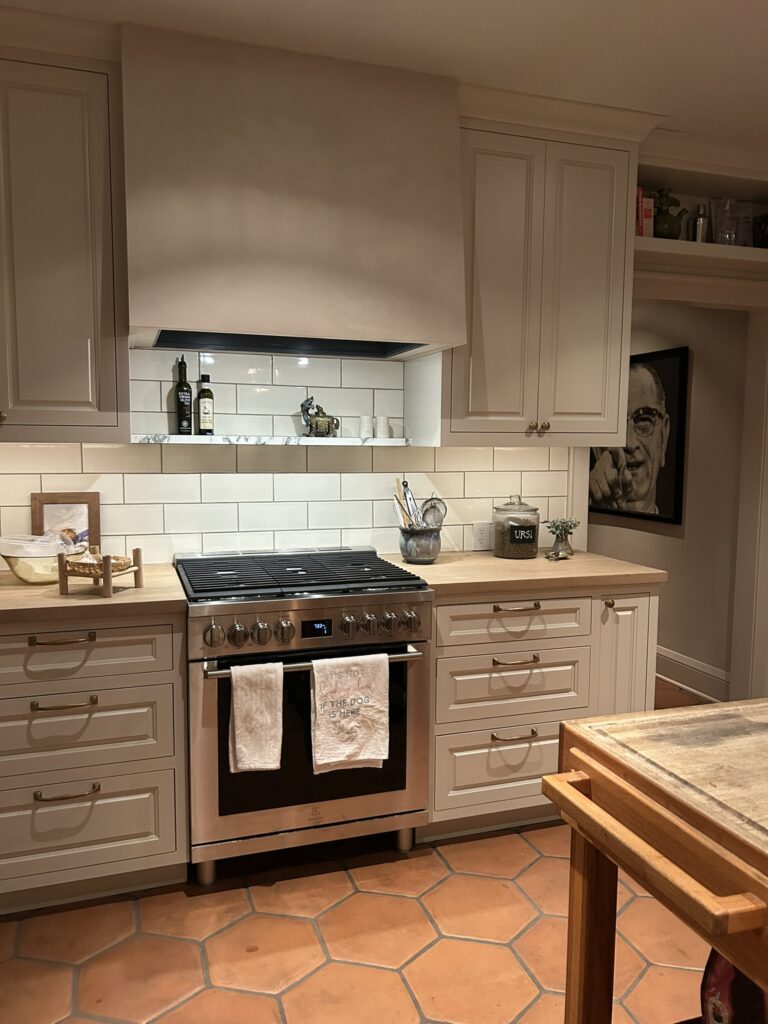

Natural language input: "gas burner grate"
[175,548,426,602]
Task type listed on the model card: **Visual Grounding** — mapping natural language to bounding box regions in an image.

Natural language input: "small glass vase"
[547,534,574,560]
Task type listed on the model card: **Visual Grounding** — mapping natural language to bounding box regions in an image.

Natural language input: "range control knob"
[228,622,249,647]
[203,620,226,648]
[251,620,272,645]
[275,618,296,644]
[360,612,378,636]
[400,609,420,633]
[340,613,359,639]
[380,611,398,634]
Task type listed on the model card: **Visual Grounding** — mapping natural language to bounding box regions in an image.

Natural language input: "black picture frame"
[589,346,689,525]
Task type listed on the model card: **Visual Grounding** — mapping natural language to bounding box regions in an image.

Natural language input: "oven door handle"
[202,646,424,679]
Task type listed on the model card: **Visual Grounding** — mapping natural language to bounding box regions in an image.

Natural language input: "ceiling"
[7,0,768,143]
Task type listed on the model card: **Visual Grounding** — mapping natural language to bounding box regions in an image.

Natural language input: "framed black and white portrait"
[589,347,689,525]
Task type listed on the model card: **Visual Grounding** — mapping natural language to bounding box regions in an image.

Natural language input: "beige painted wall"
[589,301,748,689]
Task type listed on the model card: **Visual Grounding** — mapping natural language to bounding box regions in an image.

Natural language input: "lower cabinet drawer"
[434,722,560,812]
[0,769,177,881]
[436,597,591,647]
[0,684,174,778]
[436,646,591,724]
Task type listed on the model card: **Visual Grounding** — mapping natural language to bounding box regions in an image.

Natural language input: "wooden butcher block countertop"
[0,563,187,623]
[383,550,667,596]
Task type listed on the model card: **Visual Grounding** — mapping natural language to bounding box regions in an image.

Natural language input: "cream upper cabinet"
[445,126,634,446]
[0,58,128,442]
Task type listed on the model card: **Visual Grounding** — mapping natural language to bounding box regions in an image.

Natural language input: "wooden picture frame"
[31,492,101,549]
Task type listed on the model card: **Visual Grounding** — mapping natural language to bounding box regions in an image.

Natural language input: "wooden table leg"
[565,828,618,1024]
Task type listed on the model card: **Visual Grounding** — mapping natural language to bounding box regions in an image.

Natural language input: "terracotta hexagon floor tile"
[347,848,448,896]
[283,962,420,1024]
[248,865,353,917]
[516,856,571,916]
[404,937,538,1024]
[514,916,643,997]
[613,1007,635,1023]
[618,898,709,969]
[78,934,203,1023]
[205,914,324,993]
[523,824,571,858]
[319,891,436,968]
[0,958,73,1023]
[0,920,16,961]
[422,874,537,943]
[18,901,135,964]
[437,832,539,878]
[139,887,250,939]
[516,993,566,1022]
[624,966,704,1024]
[619,868,651,898]
[155,988,281,1023]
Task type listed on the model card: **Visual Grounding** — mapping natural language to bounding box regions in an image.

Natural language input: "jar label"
[509,525,537,544]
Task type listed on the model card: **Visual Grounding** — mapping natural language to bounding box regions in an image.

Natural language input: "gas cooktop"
[174,547,427,603]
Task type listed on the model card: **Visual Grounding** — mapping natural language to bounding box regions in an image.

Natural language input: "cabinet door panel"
[451,130,544,433]
[0,59,117,427]
[538,142,630,433]
[597,595,650,715]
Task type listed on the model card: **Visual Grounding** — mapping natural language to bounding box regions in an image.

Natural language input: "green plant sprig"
[544,516,580,539]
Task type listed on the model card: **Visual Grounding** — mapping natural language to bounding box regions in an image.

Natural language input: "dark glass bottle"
[197,373,214,435]
[174,356,192,435]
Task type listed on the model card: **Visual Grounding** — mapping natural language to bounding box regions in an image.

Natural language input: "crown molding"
[0,6,120,61]
[640,127,768,183]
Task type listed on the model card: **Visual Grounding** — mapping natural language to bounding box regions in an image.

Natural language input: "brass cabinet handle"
[604,598,616,609]
[493,601,541,613]
[540,421,551,432]
[33,782,101,803]
[30,695,98,713]
[0,411,6,422]
[491,728,539,742]
[527,421,539,432]
[492,653,541,668]
[28,631,96,647]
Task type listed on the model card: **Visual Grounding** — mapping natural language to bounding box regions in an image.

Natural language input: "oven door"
[188,642,429,848]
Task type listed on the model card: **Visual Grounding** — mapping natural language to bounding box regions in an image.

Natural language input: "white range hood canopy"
[121,26,467,358]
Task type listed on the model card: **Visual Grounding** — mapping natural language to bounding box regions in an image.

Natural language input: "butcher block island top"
[0,563,186,623]
[382,550,667,595]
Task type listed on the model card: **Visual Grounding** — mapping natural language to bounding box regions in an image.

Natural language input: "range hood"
[122,26,467,359]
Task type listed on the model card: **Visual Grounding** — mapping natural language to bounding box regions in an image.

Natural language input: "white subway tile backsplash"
[311,388,373,418]
[548,495,568,519]
[522,470,569,496]
[0,474,41,505]
[0,443,81,473]
[214,414,273,436]
[238,385,307,416]
[0,506,31,534]
[308,501,372,529]
[83,443,161,473]
[131,412,174,435]
[203,532,274,553]
[493,447,552,471]
[342,528,400,553]
[549,448,570,471]
[443,498,494,525]
[164,503,238,533]
[274,356,340,388]
[465,471,522,498]
[342,359,403,390]
[100,536,127,557]
[130,379,162,412]
[435,447,493,472]
[201,474,272,503]
[341,472,463,501]
[373,500,400,528]
[128,533,202,562]
[239,502,307,531]
[42,474,124,504]
[272,415,305,437]
[200,352,271,385]
[124,474,200,504]
[274,529,341,550]
[374,390,404,418]
[372,448,435,473]
[130,350,198,382]
[274,474,340,501]
[162,445,237,474]
[102,504,164,535]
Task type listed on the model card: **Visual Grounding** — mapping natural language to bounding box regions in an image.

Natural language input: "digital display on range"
[301,618,333,639]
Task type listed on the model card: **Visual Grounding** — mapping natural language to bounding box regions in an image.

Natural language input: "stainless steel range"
[176,547,433,884]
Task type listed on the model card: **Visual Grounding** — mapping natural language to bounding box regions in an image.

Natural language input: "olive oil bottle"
[197,373,214,435]
[174,356,193,435]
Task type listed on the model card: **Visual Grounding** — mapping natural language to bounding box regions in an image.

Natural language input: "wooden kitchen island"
[543,700,768,1023]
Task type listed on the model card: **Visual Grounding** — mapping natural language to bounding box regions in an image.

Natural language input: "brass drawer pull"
[33,782,101,803]
[604,598,616,609]
[30,695,98,713]
[491,728,539,742]
[492,653,541,668]
[29,631,96,647]
[492,601,542,613]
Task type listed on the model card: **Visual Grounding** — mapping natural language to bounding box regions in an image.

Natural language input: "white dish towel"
[229,662,284,772]
[310,653,389,774]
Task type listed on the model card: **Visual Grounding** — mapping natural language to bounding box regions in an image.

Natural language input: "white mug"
[375,415,391,438]
[359,416,374,439]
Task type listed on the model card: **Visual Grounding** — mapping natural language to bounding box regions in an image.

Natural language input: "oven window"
[216,647,409,816]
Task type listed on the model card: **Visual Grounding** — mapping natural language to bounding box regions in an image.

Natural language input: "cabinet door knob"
[0,411,6,422]
[527,421,539,432]
[540,421,551,432]
[604,598,616,609]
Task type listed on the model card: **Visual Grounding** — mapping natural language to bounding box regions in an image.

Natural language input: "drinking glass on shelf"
[714,198,738,245]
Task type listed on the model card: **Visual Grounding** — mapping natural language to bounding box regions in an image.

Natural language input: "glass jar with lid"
[493,496,540,559]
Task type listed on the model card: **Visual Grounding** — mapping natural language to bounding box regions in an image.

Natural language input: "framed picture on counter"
[589,347,689,525]
[31,492,101,549]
